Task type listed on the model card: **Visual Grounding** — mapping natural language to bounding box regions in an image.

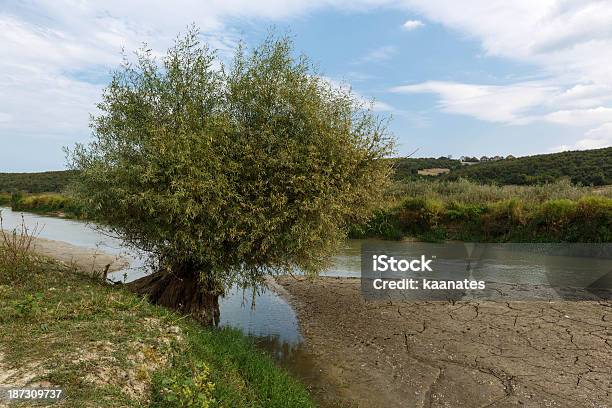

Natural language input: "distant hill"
[1,147,610,193]
[391,148,611,186]
[445,147,612,186]
[0,170,77,193]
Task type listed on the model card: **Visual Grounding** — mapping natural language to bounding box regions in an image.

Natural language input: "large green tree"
[68,28,394,325]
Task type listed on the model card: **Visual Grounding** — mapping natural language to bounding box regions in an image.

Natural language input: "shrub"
[534,199,577,237]
[444,201,486,222]
[480,199,526,239]
[570,196,612,242]
[10,193,84,218]
[349,209,403,240]
[397,197,444,234]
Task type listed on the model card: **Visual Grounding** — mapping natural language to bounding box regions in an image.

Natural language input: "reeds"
[0,212,41,283]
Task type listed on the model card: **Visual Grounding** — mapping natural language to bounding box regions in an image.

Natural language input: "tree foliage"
[67,28,394,293]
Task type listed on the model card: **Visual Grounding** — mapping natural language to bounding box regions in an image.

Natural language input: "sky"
[2,1,612,171]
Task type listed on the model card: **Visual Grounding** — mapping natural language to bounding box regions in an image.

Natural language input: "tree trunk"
[128,270,221,326]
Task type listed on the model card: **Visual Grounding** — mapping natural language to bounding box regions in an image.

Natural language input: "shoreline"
[1,231,128,276]
[276,275,611,408]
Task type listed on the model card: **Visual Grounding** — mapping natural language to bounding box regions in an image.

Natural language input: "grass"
[388,178,611,206]
[0,192,10,206]
[2,192,85,219]
[0,225,314,407]
[350,179,612,242]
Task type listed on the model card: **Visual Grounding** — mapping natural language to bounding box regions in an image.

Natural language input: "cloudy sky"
[2,0,612,171]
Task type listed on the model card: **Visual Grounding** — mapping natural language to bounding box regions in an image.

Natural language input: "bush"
[352,185,612,242]
[444,201,486,222]
[570,196,612,242]
[160,362,216,407]
[479,199,526,239]
[534,199,577,237]
[9,193,84,218]
[0,193,10,206]
[348,209,403,240]
[397,197,443,234]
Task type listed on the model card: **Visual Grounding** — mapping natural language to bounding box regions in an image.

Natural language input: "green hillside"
[391,157,463,180]
[393,148,611,186]
[0,170,77,193]
[445,147,611,186]
[1,147,610,193]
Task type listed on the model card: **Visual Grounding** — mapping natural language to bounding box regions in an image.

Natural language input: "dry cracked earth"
[276,276,612,408]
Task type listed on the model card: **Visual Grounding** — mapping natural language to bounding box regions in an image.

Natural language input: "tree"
[67,28,394,325]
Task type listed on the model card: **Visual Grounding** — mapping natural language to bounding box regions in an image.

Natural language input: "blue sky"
[2,1,612,171]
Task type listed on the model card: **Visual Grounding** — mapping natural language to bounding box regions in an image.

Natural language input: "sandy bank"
[2,231,129,277]
[277,276,611,408]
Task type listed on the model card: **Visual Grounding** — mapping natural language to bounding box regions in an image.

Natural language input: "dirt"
[276,276,612,408]
[1,229,128,277]
[27,235,128,277]
[416,168,451,176]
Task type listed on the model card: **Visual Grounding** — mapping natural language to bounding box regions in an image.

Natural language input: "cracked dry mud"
[276,276,612,408]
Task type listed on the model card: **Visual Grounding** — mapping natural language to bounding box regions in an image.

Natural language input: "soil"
[29,235,128,276]
[276,276,612,408]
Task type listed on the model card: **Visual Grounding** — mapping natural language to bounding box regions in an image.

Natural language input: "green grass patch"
[0,243,314,407]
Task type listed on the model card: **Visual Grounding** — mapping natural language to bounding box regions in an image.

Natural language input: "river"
[1,206,610,363]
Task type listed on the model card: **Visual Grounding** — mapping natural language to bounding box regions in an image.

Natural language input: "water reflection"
[220,285,302,345]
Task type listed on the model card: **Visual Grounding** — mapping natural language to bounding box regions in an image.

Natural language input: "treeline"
[0,170,77,193]
[446,147,612,186]
[2,147,610,193]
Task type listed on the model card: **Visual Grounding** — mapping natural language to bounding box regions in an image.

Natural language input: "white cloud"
[402,19,424,30]
[319,75,396,112]
[372,101,395,112]
[391,80,612,135]
[543,107,612,127]
[391,81,556,123]
[355,45,397,64]
[553,122,612,151]
[578,123,612,149]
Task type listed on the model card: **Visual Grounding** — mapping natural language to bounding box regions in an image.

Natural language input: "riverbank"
[349,179,612,242]
[0,192,84,219]
[0,249,315,407]
[1,231,128,277]
[4,179,612,243]
[276,276,611,408]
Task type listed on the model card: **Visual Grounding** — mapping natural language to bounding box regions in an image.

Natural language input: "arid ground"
[276,276,611,408]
